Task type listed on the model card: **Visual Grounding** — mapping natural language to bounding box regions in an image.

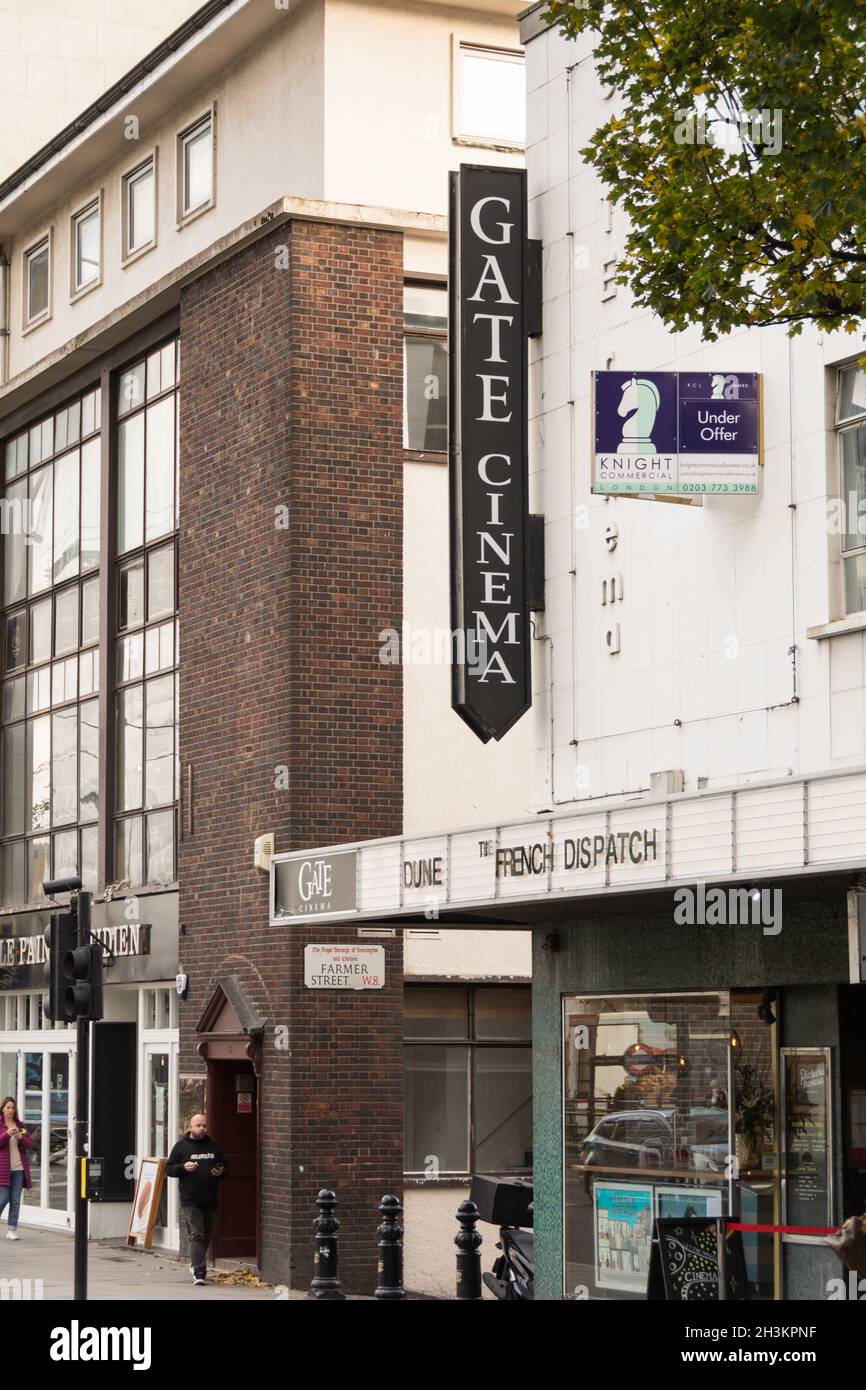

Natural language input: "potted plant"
[734,1057,774,1172]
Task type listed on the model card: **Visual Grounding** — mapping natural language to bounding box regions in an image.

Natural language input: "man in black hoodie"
[165,1114,230,1285]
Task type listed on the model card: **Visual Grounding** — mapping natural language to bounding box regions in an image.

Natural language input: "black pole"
[455,1199,483,1300]
[307,1189,345,1300]
[375,1194,405,1300]
[73,891,91,1303]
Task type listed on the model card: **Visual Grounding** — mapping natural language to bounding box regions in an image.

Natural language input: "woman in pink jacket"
[0,1096,34,1239]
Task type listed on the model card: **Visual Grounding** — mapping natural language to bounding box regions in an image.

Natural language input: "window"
[114,340,179,890]
[454,43,525,147]
[837,363,866,614]
[178,112,214,222]
[1,388,102,906]
[24,237,50,328]
[404,283,448,454]
[404,985,532,1175]
[123,156,156,261]
[71,199,101,296]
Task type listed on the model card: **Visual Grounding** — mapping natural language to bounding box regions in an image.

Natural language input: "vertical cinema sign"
[449,165,531,743]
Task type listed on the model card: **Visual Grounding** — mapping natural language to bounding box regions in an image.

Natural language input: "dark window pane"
[404,1045,469,1172]
[81,824,97,892]
[118,560,144,629]
[81,575,99,646]
[404,337,447,451]
[79,699,99,823]
[2,724,25,835]
[474,988,531,1040]
[4,480,27,605]
[117,685,143,811]
[405,986,469,1038]
[54,586,79,656]
[5,612,25,672]
[147,544,175,620]
[2,677,25,723]
[474,1048,533,1171]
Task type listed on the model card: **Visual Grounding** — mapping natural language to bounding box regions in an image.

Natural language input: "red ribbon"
[726,1222,837,1235]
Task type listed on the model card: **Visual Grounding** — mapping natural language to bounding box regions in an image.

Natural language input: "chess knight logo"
[617,376,661,454]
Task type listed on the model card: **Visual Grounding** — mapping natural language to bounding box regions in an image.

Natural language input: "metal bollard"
[455,1199,483,1300]
[307,1188,346,1301]
[375,1194,405,1300]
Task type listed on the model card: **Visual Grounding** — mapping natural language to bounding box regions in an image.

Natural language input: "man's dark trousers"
[181,1204,218,1276]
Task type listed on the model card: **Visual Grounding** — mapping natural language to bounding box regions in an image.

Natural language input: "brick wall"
[177,218,404,1292]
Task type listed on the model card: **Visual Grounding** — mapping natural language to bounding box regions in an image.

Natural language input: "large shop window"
[404,985,532,1176]
[403,283,447,455]
[563,992,779,1301]
[114,341,179,889]
[837,362,866,614]
[1,389,101,906]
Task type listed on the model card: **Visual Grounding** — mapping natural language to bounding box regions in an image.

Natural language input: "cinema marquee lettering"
[450,165,531,743]
[495,830,659,879]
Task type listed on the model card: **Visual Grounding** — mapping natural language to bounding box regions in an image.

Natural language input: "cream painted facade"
[0,0,204,183]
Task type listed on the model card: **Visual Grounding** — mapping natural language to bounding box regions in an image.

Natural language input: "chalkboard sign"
[647,1218,749,1301]
[782,1048,832,1228]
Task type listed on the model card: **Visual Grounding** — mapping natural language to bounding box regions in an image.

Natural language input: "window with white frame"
[71,200,101,295]
[24,237,50,327]
[178,113,214,221]
[838,363,866,614]
[455,43,525,146]
[123,157,156,260]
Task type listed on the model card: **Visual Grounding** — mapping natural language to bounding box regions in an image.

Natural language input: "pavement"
[0,1226,305,1300]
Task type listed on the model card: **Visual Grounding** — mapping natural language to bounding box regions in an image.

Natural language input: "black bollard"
[307,1189,346,1301]
[455,1199,483,1300]
[374,1194,405,1300]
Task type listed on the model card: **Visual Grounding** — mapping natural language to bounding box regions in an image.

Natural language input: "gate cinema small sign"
[449,164,531,742]
[272,849,357,919]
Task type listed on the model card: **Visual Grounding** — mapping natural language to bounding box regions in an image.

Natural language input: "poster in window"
[656,1186,724,1221]
[593,1182,653,1293]
[782,1048,832,1229]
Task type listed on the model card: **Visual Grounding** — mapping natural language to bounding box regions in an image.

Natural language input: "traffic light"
[43,914,77,1022]
[63,942,103,1022]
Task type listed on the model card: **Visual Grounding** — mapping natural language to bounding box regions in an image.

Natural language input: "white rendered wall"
[0,0,205,182]
[525,23,866,812]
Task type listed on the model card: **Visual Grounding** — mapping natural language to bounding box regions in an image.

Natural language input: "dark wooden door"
[210,1059,258,1258]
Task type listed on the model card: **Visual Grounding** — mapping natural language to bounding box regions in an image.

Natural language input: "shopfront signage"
[593,371,761,496]
[271,769,866,926]
[0,922,150,968]
[304,944,384,990]
[782,1048,832,1230]
[272,850,357,919]
[449,164,531,742]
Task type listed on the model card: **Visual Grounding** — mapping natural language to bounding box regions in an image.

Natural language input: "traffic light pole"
[74,891,91,1303]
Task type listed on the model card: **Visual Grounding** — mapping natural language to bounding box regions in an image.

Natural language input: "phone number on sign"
[680,482,758,493]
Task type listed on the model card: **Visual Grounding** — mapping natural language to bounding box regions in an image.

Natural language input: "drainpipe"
[0,249,9,387]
